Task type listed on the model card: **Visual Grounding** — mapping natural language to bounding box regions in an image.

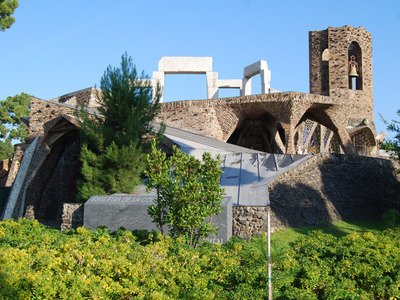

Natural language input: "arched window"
[348,42,363,90]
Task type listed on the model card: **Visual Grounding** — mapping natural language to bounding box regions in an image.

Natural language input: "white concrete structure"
[158,57,213,73]
[242,60,271,96]
[148,57,272,102]
[213,79,243,99]
[152,57,216,102]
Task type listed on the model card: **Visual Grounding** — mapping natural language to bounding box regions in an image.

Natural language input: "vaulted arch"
[24,116,81,225]
[227,112,285,153]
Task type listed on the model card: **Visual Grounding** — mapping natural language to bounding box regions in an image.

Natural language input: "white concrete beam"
[215,79,242,89]
[158,57,213,74]
[243,60,269,78]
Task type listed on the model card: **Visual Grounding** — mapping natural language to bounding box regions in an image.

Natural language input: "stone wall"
[26,134,81,225]
[233,153,400,238]
[4,143,28,187]
[29,97,77,139]
[61,203,84,231]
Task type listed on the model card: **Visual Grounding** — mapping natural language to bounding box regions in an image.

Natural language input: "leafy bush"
[1,219,400,299]
[273,230,400,299]
[145,140,224,247]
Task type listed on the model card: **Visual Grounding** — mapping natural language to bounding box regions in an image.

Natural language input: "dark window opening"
[348,42,363,90]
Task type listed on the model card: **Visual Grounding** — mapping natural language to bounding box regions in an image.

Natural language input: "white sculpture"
[147,57,272,102]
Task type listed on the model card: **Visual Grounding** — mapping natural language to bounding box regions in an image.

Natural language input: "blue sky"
[1,0,399,138]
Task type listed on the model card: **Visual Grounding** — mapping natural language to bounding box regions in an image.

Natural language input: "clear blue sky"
[1,0,399,138]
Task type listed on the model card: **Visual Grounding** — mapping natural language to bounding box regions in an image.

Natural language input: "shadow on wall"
[320,155,400,220]
[270,154,400,230]
[270,182,338,229]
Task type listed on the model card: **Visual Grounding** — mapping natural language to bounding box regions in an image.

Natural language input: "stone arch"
[348,127,376,156]
[348,41,363,90]
[295,107,349,154]
[226,112,285,153]
[295,119,343,155]
[24,116,81,225]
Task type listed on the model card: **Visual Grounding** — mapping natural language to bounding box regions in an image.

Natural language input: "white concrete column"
[152,71,165,103]
[243,60,271,96]
[260,69,271,94]
[207,71,219,99]
[242,77,252,96]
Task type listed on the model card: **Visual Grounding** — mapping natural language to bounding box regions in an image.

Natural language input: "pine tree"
[76,53,163,202]
[0,0,19,32]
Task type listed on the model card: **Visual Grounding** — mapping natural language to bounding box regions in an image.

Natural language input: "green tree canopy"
[0,0,18,31]
[145,140,224,247]
[76,53,164,201]
[0,92,30,160]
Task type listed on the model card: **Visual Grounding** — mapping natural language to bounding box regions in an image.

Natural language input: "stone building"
[1,26,398,235]
[155,26,381,157]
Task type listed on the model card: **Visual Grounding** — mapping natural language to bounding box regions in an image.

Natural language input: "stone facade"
[29,96,80,139]
[2,97,83,224]
[156,92,361,155]
[154,26,379,157]
[233,153,400,238]
[4,144,28,187]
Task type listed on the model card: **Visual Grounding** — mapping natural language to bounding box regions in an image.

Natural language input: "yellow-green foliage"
[1,219,400,299]
[0,219,240,299]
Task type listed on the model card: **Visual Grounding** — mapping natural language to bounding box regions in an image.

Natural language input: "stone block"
[84,194,233,244]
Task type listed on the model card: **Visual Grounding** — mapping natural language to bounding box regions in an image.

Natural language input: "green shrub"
[383,208,400,228]
[1,219,400,299]
[145,140,224,247]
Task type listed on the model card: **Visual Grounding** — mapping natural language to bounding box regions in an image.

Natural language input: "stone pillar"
[283,125,296,154]
[337,128,358,155]
[61,203,84,231]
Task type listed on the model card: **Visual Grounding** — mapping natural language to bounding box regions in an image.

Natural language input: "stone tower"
[309,26,374,126]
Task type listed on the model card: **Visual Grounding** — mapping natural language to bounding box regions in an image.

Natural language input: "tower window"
[348,42,363,90]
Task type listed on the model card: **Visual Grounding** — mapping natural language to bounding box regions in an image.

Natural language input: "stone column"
[283,124,296,154]
[337,128,358,155]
